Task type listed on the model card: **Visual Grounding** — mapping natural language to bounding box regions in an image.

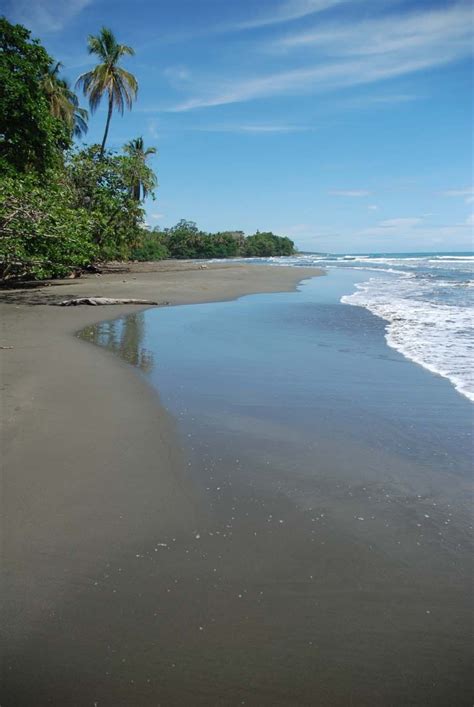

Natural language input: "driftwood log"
[57,297,161,306]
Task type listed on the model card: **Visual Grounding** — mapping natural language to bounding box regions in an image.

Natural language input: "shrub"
[0,173,96,280]
[131,230,169,261]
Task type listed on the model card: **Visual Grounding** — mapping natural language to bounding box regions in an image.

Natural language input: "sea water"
[241,253,474,402]
[84,268,473,488]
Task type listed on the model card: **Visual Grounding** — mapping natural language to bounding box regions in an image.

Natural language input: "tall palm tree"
[76,27,138,157]
[42,62,88,138]
[123,137,157,201]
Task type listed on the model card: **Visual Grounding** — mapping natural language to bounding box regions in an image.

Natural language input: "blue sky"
[4,0,474,252]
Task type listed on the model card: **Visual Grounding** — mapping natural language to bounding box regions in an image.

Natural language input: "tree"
[0,172,96,280]
[123,137,157,201]
[244,232,295,257]
[67,145,146,260]
[42,62,88,138]
[0,18,69,174]
[76,27,138,157]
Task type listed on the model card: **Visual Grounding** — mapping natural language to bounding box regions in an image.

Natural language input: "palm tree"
[123,137,157,201]
[42,62,88,138]
[76,27,138,157]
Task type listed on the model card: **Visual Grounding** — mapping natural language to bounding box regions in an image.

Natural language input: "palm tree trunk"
[100,96,114,158]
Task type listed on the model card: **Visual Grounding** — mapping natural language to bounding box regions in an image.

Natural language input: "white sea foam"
[210,253,474,400]
[342,274,474,402]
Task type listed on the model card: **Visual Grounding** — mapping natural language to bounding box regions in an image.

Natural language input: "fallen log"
[57,297,162,307]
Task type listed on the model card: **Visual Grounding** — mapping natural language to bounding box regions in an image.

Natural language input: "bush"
[244,232,295,257]
[159,221,295,259]
[131,230,169,261]
[0,173,96,280]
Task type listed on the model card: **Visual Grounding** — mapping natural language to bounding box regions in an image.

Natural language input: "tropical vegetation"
[76,27,138,157]
[0,17,295,281]
[133,221,295,261]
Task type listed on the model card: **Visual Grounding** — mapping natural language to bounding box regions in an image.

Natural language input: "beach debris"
[0,346,13,349]
[57,297,162,306]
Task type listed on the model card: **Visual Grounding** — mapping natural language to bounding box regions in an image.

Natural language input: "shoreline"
[1,263,324,704]
[1,262,472,706]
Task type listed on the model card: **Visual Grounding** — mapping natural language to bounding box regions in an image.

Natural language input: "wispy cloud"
[169,3,473,111]
[234,0,344,30]
[193,123,314,134]
[329,189,371,197]
[274,3,472,54]
[441,187,474,204]
[377,217,423,229]
[368,205,378,211]
[4,0,93,33]
[355,217,473,246]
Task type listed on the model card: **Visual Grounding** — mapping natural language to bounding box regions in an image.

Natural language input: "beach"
[1,262,322,705]
[1,262,472,706]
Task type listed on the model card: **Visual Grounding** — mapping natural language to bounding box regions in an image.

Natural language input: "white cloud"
[194,123,313,134]
[442,187,474,204]
[169,3,473,111]
[368,205,378,211]
[466,214,474,227]
[235,0,343,30]
[5,0,93,33]
[377,217,423,228]
[329,189,371,197]
[275,3,472,54]
[150,213,164,220]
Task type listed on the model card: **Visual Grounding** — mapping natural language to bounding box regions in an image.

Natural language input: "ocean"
[241,252,474,402]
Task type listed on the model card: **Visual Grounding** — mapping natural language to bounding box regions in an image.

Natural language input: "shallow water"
[84,269,473,485]
[223,253,474,401]
[78,268,473,705]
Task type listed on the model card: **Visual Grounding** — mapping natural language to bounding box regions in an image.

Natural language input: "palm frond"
[79,27,138,153]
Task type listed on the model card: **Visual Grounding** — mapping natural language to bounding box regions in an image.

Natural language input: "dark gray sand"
[1,265,472,706]
[1,263,322,706]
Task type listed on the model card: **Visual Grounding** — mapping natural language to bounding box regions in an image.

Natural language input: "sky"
[3,0,474,253]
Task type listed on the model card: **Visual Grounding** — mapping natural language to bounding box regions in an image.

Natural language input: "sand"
[2,261,472,706]
[1,262,325,706]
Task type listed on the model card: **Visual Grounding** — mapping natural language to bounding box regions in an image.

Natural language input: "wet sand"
[74,271,472,707]
[1,263,472,706]
[1,262,327,706]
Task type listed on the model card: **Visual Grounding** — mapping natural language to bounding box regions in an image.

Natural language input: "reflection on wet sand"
[80,313,154,373]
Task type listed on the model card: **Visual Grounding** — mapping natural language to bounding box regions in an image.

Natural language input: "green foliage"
[243,231,295,257]
[131,230,169,261]
[0,18,70,175]
[41,61,88,139]
[158,221,296,260]
[0,173,96,280]
[123,137,157,201]
[0,18,295,280]
[76,27,138,156]
[66,145,147,261]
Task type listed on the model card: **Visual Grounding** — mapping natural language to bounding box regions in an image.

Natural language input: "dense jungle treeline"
[0,18,295,280]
